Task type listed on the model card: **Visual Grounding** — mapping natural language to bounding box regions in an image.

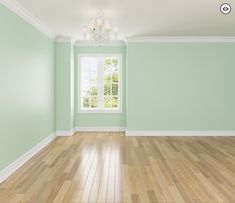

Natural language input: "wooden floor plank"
[0,133,235,203]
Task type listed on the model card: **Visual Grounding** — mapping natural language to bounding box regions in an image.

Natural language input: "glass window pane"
[112,97,118,108]
[81,57,98,109]
[104,84,111,95]
[82,84,90,96]
[90,63,97,72]
[104,97,111,108]
[82,72,89,83]
[90,96,98,108]
[112,58,119,71]
[104,58,112,64]
[104,72,111,83]
[90,85,97,95]
[104,65,112,73]
[83,96,90,108]
[112,71,118,83]
[81,58,90,72]
[81,57,97,81]
[104,58,114,75]
[112,84,118,96]
[90,71,97,83]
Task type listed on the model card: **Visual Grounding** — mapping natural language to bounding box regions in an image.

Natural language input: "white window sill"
[78,109,122,114]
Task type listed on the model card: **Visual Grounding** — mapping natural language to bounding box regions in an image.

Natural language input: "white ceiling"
[14,0,235,38]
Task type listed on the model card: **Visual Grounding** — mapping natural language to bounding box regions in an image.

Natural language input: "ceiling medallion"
[82,10,118,43]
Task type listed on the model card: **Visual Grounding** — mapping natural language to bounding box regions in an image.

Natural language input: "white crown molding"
[0,132,56,184]
[126,130,235,136]
[55,36,74,44]
[126,36,235,43]
[0,0,56,39]
[56,129,75,136]
[75,40,126,47]
[75,127,126,132]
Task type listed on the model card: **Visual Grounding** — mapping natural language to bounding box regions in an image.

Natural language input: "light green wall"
[55,43,74,131]
[127,43,235,130]
[1,0,235,171]
[71,46,75,128]
[75,46,126,127]
[0,4,55,170]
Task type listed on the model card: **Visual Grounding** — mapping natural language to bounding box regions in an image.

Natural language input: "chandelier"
[82,11,118,43]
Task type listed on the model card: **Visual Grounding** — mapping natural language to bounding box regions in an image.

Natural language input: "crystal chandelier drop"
[82,11,118,43]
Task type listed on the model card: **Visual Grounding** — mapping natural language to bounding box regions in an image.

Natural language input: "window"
[79,54,122,113]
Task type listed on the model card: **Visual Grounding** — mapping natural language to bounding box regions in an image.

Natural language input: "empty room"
[0,0,235,202]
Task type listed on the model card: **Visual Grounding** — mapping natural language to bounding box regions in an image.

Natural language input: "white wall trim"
[56,129,75,136]
[55,36,74,43]
[0,0,56,39]
[126,36,235,43]
[0,133,56,184]
[126,130,235,136]
[75,127,126,132]
[75,40,126,47]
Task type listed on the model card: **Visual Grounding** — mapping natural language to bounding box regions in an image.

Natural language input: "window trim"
[78,53,123,114]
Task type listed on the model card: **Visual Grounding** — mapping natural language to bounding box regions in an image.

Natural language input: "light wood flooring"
[0,133,235,203]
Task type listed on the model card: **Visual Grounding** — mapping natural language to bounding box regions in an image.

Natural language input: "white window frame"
[78,53,123,113]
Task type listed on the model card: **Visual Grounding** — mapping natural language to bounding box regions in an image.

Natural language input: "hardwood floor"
[0,133,235,203]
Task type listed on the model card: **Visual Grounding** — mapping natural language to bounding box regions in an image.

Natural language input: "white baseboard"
[126,130,235,136]
[75,127,126,132]
[56,129,75,136]
[0,132,56,184]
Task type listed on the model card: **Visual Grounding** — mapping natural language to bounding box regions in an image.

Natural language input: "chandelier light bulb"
[89,23,94,30]
[96,18,103,27]
[114,26,118,33]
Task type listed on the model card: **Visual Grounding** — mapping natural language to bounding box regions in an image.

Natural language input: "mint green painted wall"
[0,4,55,170]
[71,46,75,128]
[127,43,235,130]
[75,46,126,127]
[55,43,74,131]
